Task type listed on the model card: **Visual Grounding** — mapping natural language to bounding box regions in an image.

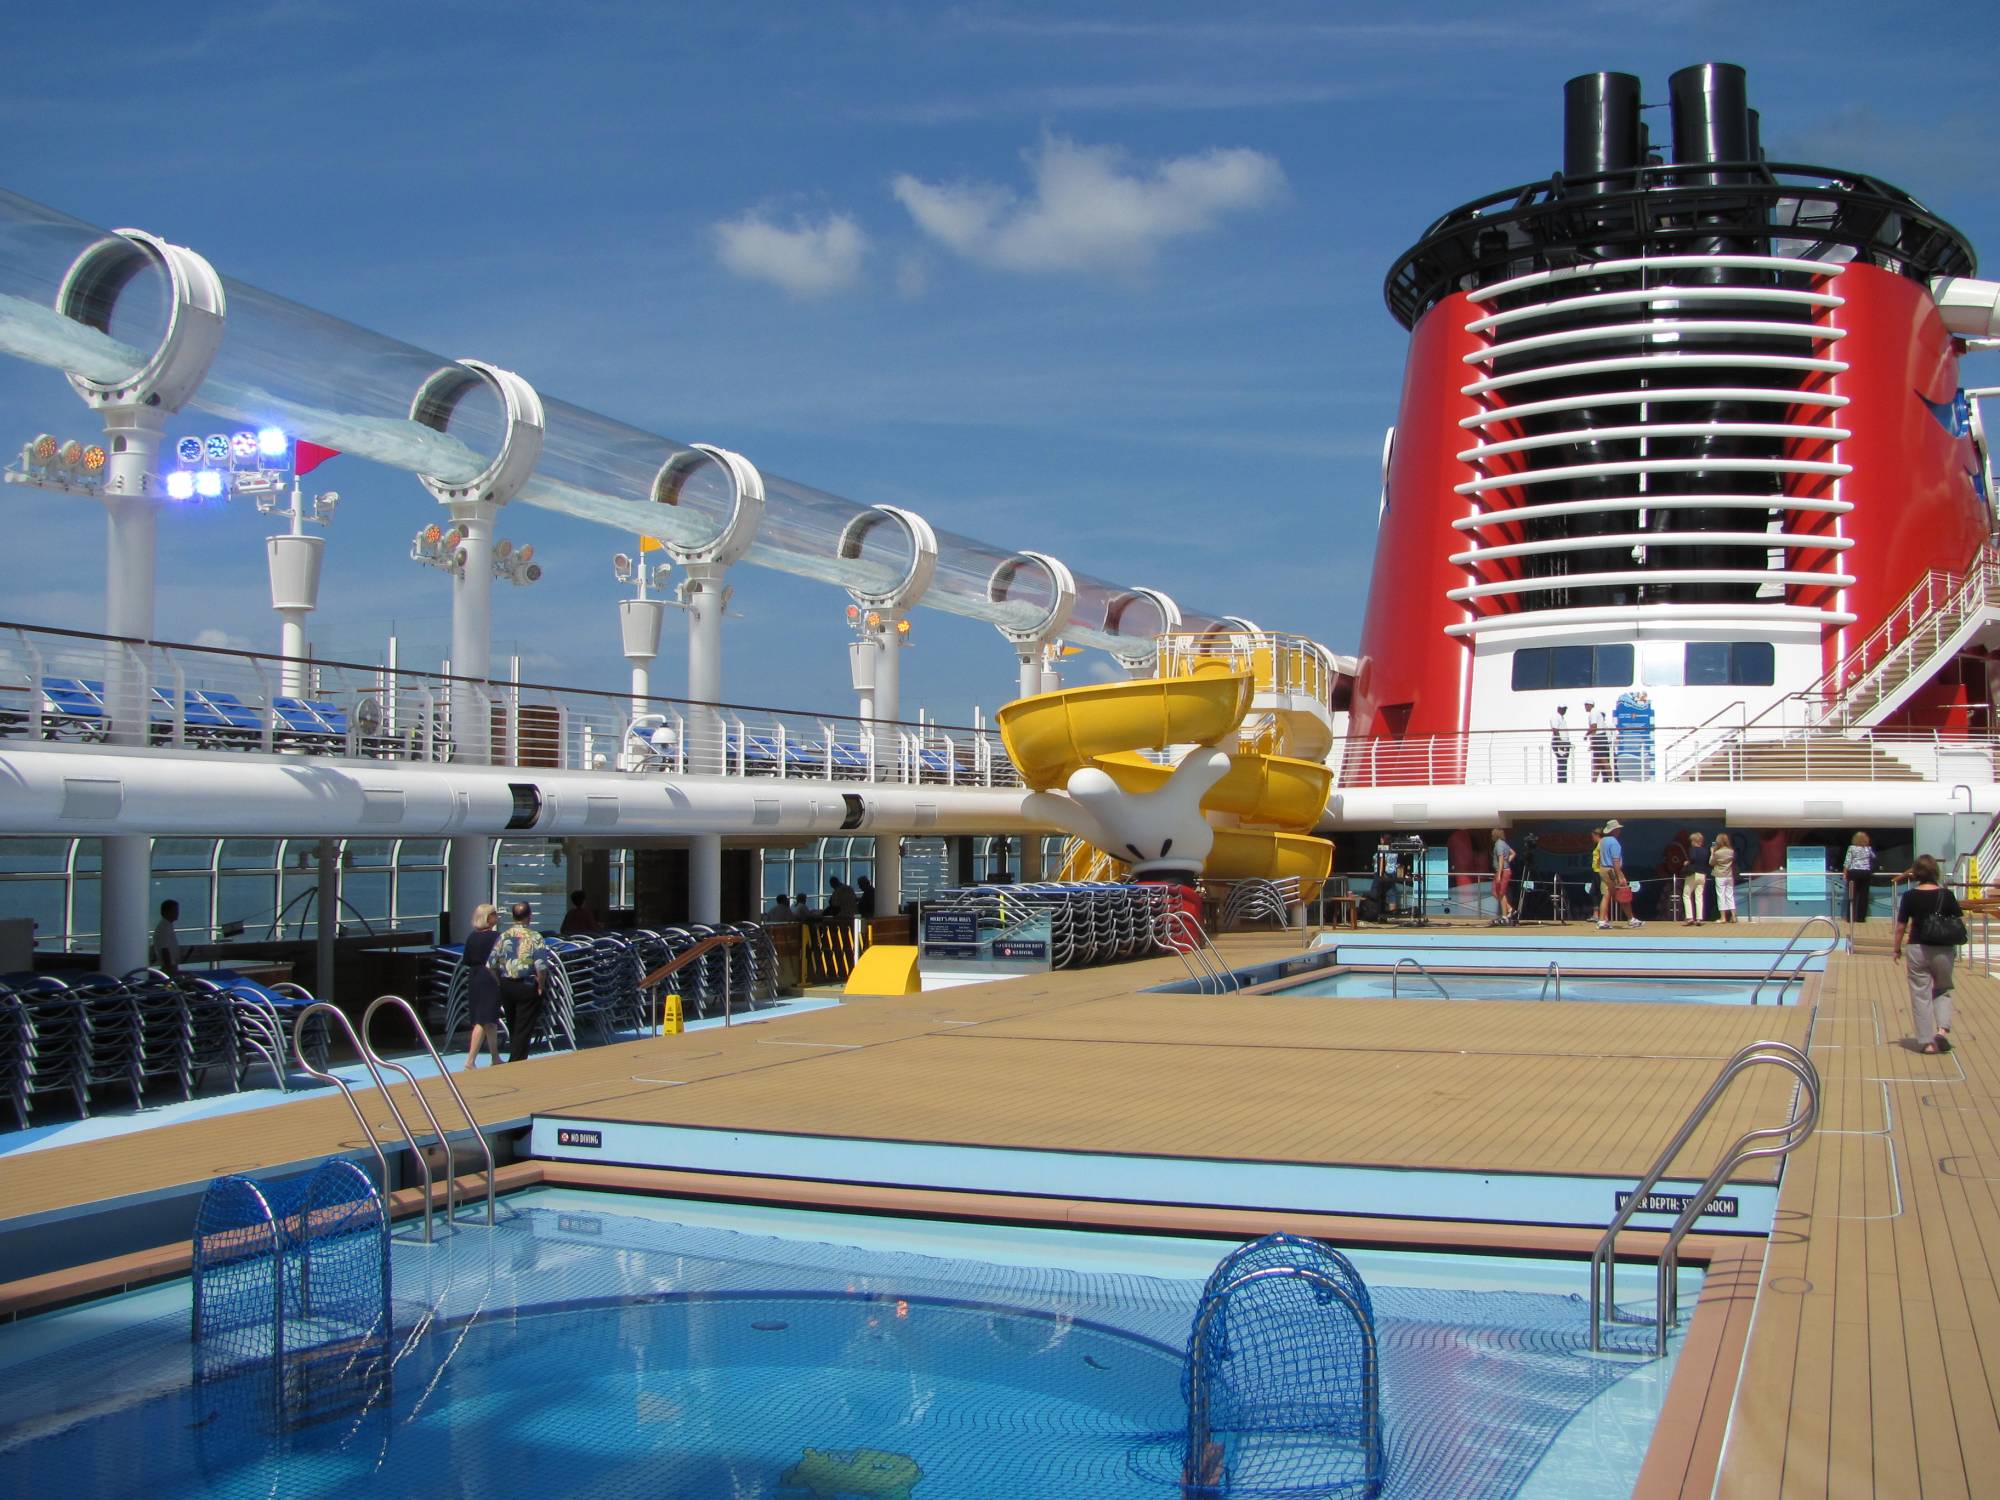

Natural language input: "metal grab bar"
[1538,961,1562,1002]
[1391,955,1449,999]
[1751,914,1841,1003]
[362,994,496,1228]
[1159,909,1237,994]
[1590,1039,1819,1353]
[292,1001,439,1244]
[641,932,744,1032]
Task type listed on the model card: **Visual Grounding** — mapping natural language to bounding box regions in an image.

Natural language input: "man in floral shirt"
[486,901,550,1063]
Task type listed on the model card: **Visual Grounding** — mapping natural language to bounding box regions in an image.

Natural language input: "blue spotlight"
[174,435,203,466]
[203,434,229,463]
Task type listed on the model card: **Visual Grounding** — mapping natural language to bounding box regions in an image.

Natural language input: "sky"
[3,0,1996,726]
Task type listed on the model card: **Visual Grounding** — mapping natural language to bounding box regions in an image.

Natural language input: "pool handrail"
[1750,914,1841,1003]
[1590,1038,1819,1353]
[361,993,496,1228]
[1538,961,1562,1002]
[288,1001,406,1231]
[1157,908,1237,994]
[1390,955,1449,999]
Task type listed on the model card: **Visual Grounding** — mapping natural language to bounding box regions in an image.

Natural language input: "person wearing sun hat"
[1598,820,1639,928]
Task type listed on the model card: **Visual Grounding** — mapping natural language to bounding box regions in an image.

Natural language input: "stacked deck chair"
[70,973,144,1108]
[181,973,241,1091]
[537,938,587,1052]
[0,982,29,1129]
[123,967,196,1101]
[3,973,88,1117]
[730,921,780,1002]
[432,943,469,1047]
[591,934,648,1037]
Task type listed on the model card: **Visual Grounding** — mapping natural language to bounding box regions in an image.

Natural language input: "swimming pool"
[1269,969,1802,1004]
[0,1188,1694,1499]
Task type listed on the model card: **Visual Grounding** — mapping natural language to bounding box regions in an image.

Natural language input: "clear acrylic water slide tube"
[0,188,1219,658]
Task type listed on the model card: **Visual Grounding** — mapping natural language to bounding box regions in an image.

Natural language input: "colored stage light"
[175,436,204,465]
[204,434,229,463]
[494,539,513,560]
[229,431,258,460]
[895,618,911,636]
[31,434,56,464]
[256,427,287,458]
[81,445,105,473]
[423,523,442,545]
[516,544,533,563]
[165,471,196,500]
[57,439,82,468]
[194,470,224,498]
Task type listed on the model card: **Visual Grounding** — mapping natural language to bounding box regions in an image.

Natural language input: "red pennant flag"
[295,440,341,476]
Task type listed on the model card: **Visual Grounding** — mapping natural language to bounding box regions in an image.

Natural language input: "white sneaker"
[1596,921,1610,929]
[1627,918,1643,928]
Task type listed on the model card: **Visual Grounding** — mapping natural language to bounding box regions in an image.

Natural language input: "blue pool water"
[0,1190,1691,1498]
[1271,970,1801,1004]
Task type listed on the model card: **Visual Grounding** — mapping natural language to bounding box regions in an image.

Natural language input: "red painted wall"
[1825,265,1987,669]
[1350,292,1483,741]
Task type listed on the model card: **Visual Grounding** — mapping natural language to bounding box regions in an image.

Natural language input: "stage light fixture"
[31,434,56,464]
[165,471,195,500]
[204,434,229,463]
[194,471,224,498]
[175,436,203,465]
[57,439,82,468]
[494,538,513,560]
[229,431,259,460]
[81,445,105,473]
[256,427,287,458]
[613,552,633,582]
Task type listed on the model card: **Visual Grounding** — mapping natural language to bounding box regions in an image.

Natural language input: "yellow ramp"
[844,945,922,997]
[996,670,1253,791]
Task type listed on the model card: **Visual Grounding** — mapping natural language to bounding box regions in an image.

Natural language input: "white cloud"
[712,210,867,298]
[191,627,256,653]
[891,133,1285,276]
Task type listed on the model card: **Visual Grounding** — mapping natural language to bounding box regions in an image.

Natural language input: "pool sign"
[1615,1189,1738,1219]
[556,1127,603,1149]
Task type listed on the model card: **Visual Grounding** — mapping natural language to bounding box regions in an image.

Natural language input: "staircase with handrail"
[1591,1039,1820,1356]
[641,931,745,1025]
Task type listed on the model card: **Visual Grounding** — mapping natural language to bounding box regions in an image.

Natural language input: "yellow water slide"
[995,647,1334,889]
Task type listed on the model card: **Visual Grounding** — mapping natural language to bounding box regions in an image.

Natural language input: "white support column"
[267,484,326,699]
[1020,833,1046,882]
[686,569,725,923]
[1017,650,1041,701]
[448,504,497,937]
[99,407,166,974]
[870,615,905,916]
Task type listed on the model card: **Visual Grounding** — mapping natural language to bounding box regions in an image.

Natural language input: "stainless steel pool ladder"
[292,1001,437,1243]
[1159,909,1238,994]
[1390,955,1449,999]
[1538,961,1562,1002]
[1749,915,1841,1004]
[1590,1039,1820,1355]
[362,994,496,1229]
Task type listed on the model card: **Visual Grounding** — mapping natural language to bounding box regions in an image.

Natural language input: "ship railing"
[1154,629,1344,712]
[0,619,1023,790]
[1328,724,2000,788]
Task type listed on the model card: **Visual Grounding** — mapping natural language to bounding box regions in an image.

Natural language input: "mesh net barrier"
[1179,1234,1383,1498]
[189,1161,390,1428]
[5,1197,1671,1499]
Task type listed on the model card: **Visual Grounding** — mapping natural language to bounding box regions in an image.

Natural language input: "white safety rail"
[1331,724,1996,788]
[1155,630,1343,712]
[0,621,1022,790]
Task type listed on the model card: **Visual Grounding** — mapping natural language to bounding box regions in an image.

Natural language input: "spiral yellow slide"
[995,661,1333,889]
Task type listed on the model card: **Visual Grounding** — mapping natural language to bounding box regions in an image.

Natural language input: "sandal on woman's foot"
[1921,1041,1941,1054]
[1936,1033,1953,1053]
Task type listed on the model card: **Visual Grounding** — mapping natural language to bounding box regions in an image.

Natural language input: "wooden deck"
[3,922,1995,1496]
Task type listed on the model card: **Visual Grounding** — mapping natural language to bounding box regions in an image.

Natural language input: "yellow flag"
[1059,644,1083,657]
[639,535,664,553]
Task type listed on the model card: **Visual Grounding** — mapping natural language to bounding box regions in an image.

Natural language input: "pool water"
[0,1189,1691,1498]
[1272,970,1802,1004]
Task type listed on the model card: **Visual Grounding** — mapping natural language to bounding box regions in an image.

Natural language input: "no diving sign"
[556,1127,603,1149]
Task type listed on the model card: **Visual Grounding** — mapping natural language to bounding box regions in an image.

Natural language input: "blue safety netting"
[6,1199,1670,1499]
[1180,1233,1383,1498]
[190,1159,390,1427]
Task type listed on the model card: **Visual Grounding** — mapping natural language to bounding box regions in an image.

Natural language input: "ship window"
[1511,645,1633,691]
[1686,642,1775,686]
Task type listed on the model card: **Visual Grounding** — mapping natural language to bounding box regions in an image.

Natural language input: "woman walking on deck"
[1681,832,1710,925]
[1893,854,1964,1054]
[462,903,502,1070]
[1844,832,1877,926]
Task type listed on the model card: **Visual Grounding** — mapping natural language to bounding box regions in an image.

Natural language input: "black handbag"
[1915,901,1968,947]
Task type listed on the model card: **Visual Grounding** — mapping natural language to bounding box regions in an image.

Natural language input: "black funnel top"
[1563,72,1643,186]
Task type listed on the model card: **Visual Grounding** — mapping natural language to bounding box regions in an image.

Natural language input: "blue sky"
[4,1,1996,723]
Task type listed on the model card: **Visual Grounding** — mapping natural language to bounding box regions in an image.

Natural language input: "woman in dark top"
[462,902,503,1070]
[1893,854,1961,1053]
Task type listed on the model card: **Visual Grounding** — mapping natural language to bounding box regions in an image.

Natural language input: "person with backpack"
[1893,854,1964,1054]
[487,901,551,1063]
